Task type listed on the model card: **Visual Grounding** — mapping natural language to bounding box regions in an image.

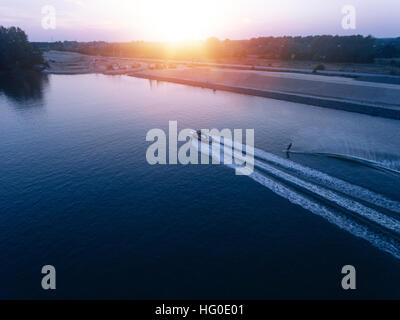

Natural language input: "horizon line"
[29,34,400,43]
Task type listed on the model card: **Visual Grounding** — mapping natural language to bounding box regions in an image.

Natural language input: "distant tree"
[379,44,397,58]
[39,34,400,65]
[0,26,44,71]
[205,37,222,58]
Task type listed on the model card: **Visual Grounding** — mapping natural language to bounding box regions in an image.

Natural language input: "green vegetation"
[0,26,45,71]
[35,35,400,64]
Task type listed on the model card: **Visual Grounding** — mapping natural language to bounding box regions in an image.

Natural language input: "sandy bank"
[130,68,400,120]
[43,50,147,75]
[43,50,400,119]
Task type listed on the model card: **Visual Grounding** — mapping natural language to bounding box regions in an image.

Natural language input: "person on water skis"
[286,142,292,158]
[196,129,213,144]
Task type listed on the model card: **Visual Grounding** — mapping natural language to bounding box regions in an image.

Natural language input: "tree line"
[36,35,400,64]
[0,26,44,71]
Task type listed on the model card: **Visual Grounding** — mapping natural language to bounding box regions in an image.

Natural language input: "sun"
[139,0,222,42]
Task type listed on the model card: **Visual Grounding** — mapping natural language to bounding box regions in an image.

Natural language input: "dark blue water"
[1,73,400,299]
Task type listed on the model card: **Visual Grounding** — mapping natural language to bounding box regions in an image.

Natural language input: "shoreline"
[131,72,400,120]
[42,50,400,120]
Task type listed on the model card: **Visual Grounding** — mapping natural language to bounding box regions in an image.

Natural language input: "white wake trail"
[213,136,400,215]
[245,168,400,260]
[254,159,400,234]
[203,138,400,233]
[192,138,400,259]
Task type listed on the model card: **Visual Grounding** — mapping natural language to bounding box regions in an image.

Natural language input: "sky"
[0,0,399,42]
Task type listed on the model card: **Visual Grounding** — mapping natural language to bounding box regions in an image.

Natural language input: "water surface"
[1,74,400,299]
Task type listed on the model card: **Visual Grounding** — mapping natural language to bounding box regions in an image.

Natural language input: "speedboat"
[191,130,213,144]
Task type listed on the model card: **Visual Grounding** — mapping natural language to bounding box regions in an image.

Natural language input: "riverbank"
[43,50,147,75]
[132,71,400,119]
[43,50,400,120]
[131,69,400,120]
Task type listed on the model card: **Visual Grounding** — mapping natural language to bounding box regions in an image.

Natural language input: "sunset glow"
[135,0,224,41]
[0,0,399,41]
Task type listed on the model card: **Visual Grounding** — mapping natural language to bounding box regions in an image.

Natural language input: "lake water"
[1,73,400,299]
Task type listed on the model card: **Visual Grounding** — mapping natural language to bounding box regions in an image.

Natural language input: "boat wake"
[192,136,400,259]
[287,150,400,176]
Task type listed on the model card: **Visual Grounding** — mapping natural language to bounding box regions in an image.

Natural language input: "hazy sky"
[1,0,399,41]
